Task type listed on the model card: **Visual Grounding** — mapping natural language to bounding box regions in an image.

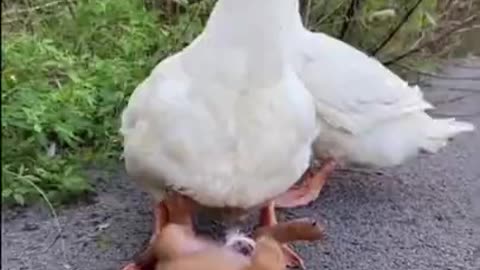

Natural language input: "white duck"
[274,8,475,208]
[120,0,319,269]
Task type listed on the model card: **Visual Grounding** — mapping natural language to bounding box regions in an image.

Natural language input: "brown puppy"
[151,219,323,270]
[124,195,323,270]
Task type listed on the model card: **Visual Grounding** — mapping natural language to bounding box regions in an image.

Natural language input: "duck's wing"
[120,53,201,201]
[297,32,433,135]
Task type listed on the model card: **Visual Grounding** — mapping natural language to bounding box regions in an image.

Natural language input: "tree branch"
[313,0,347,29]
[383,15,478,66]
[1,0,64,16]
[338,0,360,40]
[303,0,313,28]
[370,0,424,56]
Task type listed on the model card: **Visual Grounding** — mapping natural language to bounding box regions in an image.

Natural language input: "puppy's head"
[152,223,305,270]
[131,224,216,270]
[153,226,252,270]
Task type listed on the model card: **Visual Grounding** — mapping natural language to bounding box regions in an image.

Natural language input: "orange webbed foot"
[275,159,336,209]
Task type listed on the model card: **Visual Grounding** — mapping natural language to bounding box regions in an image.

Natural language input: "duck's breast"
[121,57,317,208]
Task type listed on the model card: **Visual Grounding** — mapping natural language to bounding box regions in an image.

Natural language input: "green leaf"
[13,193,25,205]
[2,189,13,198]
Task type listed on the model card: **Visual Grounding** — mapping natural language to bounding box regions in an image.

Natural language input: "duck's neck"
[182,0,304,87]
[203,0,303,46]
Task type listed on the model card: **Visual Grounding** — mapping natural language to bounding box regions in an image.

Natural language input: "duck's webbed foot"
[275,159,337,208]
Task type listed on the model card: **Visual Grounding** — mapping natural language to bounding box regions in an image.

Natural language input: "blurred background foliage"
[1,0,479,205]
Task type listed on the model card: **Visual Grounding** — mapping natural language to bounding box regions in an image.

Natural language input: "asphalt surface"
[2,57,480,270]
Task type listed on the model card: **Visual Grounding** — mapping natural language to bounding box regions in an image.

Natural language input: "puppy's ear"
[244,237,285,270]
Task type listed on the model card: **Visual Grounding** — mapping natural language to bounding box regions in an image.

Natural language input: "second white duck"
[274,8,475,208]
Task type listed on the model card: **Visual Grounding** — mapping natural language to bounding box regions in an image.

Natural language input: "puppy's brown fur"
[153,225,282,270]
[152,219,323,270]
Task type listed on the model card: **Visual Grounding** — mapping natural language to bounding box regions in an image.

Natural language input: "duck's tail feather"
[421,118,475,153]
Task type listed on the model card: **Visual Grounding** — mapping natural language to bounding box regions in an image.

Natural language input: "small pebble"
[22,222,39,231]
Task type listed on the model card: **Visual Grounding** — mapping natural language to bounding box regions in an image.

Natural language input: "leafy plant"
[1,0,174,204]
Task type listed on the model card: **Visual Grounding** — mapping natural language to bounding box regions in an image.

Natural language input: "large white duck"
[120,0,319,269]
[274,6,475,208]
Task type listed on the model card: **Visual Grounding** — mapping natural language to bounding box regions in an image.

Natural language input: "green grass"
[1,0,167,204]
[0,0,471,205]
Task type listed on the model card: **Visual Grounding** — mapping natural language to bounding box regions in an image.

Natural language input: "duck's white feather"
[294,31,474,166]
[120,0,318,207]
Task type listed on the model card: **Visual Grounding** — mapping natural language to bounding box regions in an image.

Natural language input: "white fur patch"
[224,229,256,255]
